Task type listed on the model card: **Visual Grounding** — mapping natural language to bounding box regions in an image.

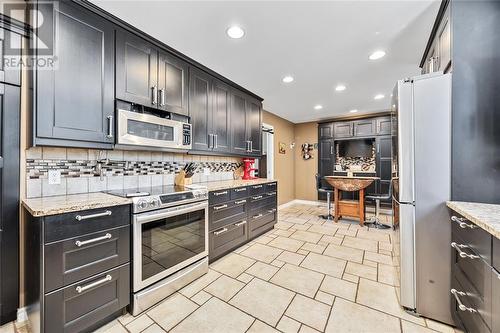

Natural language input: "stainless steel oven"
[117,109,192,150]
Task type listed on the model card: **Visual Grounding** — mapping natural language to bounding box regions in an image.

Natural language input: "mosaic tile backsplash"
[334,143,376,172]
[25,147,242,198]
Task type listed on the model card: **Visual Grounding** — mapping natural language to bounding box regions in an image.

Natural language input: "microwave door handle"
[135,201,208,224]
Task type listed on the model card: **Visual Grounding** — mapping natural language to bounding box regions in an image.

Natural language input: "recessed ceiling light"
[369,50,386,60]
[314,105,323,110]
[282,76,294,83]
[226,25,245,39]
[349,109,358,113]
[374,94,385,100]
[335,84,346,92]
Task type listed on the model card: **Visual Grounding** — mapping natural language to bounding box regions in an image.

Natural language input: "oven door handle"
[135,201,208,224]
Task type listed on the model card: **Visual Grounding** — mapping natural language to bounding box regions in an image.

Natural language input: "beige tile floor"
[3,203,462,333]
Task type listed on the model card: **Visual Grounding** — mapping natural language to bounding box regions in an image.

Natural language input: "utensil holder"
[175,170,193,186]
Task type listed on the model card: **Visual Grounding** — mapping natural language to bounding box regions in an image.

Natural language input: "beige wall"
[294,122,318,201]
[262,111,296,205]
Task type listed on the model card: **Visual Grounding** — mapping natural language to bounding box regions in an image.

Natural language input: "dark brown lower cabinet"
[449,209,500,333]
[25,205,131,333]
[208,181,277,262]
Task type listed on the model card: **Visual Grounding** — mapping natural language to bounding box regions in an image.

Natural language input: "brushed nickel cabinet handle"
[76,274,112,293]
[235,200,247,205]
[213,191,228,196]
[253,214,263,219]
[451,242,480,259]
[450,289,477,313]
[234,188,246,192]
[152,85,158,105]
[159,88,165,106]
[252,195,263,200]
[106,115,113,138]
[214,204,228,211]
[214,227,228,236]
[235,221,247,227]
[214,135,218,149]
[267,192,276,196]
[252,185,263,189]
[451,216,477,229]
[75,210,112,221]
[268,208,277,213]
[75,233,112,247]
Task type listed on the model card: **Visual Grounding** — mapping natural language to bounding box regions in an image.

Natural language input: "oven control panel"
[132,188,208,213]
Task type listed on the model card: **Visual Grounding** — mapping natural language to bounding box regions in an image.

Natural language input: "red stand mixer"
[242,158,258,180]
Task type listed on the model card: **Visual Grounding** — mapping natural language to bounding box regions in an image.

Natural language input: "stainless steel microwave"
[117,109,192,150]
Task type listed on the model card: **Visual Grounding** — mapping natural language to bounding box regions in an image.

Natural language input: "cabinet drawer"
[451,276,490,333]
[209,199,247,231]
[44,205,130,243]
[44,226,130,293]
[249,208,276,239]
[265,182,277,193]
[248,192,276,212]
[209,189,231,205]
[44,264,130,333]
[209,219,248,261]
[230,186,248,200]
[452,242,492,330]
[249,184,265,196]
[450,211,491,264]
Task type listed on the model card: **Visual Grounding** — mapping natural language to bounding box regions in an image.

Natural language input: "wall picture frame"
[279,142,286,154]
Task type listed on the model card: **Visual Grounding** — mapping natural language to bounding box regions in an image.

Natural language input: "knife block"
[174,170,193,186]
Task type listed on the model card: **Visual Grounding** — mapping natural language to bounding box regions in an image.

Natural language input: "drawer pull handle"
[75,233,112,247]
[252,195,263,200]
[451,216,477,229]
[234,188,246,192]
[214,204,228,211]
[76,274,112,293]
[451,242,480,259]
[213,191,228,196]
[253,214,263,219]
[75,210,112,221]
[235,200,247,205]
[252,185,263,189]
[267,192,276,196]
[213,227,228,236]
[450,289,477,313]
[235,221,247,227]
[268,208,277,213]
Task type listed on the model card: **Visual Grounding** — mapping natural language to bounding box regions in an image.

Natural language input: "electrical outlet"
[203,167,211,176]
[48,169,61,185]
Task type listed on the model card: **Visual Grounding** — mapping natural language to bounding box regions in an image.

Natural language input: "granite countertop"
[191,178,277,192]
[447,201,500,239]
[22,192,132,217]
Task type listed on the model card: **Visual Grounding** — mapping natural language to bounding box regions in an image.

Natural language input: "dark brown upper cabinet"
[319,123,334,139]
[246,97,262,156]
[353,119,375,137]
[34,1,115,148]
[230,90,262,156]
[116,30,157,108]
[212,80,231,153]
[116,30,189,116]
[158,51,189,115]
[333,122,353,138]
[189,70,231,153]
[376,116,391,135]
[230,91,248,155]
[189,68,212,151]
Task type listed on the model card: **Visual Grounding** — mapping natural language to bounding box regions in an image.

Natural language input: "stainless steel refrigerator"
[391,72,453,325]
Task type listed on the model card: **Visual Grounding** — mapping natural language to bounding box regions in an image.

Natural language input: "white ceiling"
[91,0,439,123]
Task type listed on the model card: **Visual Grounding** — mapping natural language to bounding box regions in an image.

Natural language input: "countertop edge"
[446,201,500,239]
